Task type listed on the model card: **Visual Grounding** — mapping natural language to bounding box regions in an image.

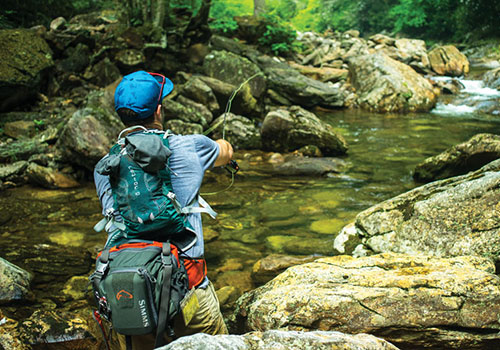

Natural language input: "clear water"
[1,108,500,306]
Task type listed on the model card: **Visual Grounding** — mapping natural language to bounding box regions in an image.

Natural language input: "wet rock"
[261,106,348,155]
[204,50,266,99]
[428,45,469,77]
[252,254,321,285]
[0,257,32,304]
[160,330,399,350]
[56,90,124,171]
[265,235,333,256]
[348,52,437,112]
[2,120,37,139]
[209,113,261,150]
[20,310,98,349]
[0,311,29,350]
[0,29,53,111]
[232,253,500,350]
[433,78,464,94]
[414,133,500,182]
[62,276,89,302]
[165,119,203,135]
[297,145,322,157]
[180,77,220,113]
[26,163,80,189]
[483,67,500,90]
[336,159,500,265]
[272,157,349,176]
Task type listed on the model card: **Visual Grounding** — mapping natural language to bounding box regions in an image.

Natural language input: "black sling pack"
[90,241,189,348]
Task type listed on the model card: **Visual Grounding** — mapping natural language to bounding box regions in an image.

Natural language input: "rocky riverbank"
[1,10,500,350]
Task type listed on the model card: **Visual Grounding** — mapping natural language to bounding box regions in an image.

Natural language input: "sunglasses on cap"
[147,72,166,106]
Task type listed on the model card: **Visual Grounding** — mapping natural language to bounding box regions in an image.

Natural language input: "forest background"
[1,0,499,48]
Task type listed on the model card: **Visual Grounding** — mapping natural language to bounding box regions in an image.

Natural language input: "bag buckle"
[97,295,111,321]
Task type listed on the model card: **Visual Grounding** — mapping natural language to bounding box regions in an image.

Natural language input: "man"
[94,70,233,349]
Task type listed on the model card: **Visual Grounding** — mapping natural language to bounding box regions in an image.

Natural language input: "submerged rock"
[232,253,500,349]
[161,330,399,350]
[261,106,348,155]
[348,52,437,112]
[272,156,349,176]
[0,257,32,303]
[414,133,500,182]
[336,159,500,265]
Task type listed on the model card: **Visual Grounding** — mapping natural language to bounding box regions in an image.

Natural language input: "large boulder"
[180,76,220,113]
[232,253,500,350]
[160,330,399,350]
[335,159,500,265]
[261,106,348,155]
[209,113,261,150]
[203,50,266,99]
[414,133,500,182]
[483,67,500,90]
[428,45,469,77]
[348,52,437,112]
[0,257,32,304]
[56,90,124,170]
[0,29,53,112]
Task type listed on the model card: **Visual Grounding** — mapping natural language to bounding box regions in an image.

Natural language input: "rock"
[115,49,146,70]
[252,254,321,285]
[288,62,348,83]
[165,119,203,135]
[336,159,500,265]
[208,113,261,150]
[25,163,80,189]
[0,29,53,111]
[56,90,124,171]
[232,253,500,349]
[162,98,209,129]
[19,310,98,349]
[369,34,395,46]
[50,17,67,31]
[272,157,349,176]
[0,139,48,163]
[0,311,29,350]
[0,161,28,183]
[2,120,37,139]
[433,78,464,94]
[348,52,437,112]
[264,64,346,109]
[414,133,500,182]
[58,43,90,73]
[483,67,500,90]
[428,45,469,77]
[0,257,32,303]
[83,57,121,87]
[160,330,399,350]
[62,276,89,301]
[181,77,220,113]
[203,50,266,98]
[177,95,214,125]
[261,106,348,155]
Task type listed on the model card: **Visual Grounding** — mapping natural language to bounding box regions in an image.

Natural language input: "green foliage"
[209,0,253,34]
[257,15,297,55]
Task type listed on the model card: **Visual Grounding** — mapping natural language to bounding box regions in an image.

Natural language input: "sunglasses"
[148,72,166,107]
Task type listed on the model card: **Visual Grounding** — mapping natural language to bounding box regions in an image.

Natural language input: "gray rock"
[232,253,500,350]
[261,106,348,155]
[348,52,437,112]
[181,76,220,113]
[414,133,500,182]
[165,119,204,135]
[160,330,399,350]
[209,113,261,150]
[0,139,48,163]
[272,157,349,176]
[163,98,209,129]
[0,161,28,182]
[337,159,500,265]
[0,257,32,303]
[0,29,53,111]
[177,95,214,125]
[483,67,500,90]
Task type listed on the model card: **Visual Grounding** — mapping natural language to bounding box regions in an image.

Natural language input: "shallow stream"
[1,79,500,319]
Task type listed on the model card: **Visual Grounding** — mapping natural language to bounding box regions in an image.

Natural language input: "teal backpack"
[94,127,216,248]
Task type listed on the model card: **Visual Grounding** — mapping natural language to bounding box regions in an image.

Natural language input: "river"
[1,77,500,322]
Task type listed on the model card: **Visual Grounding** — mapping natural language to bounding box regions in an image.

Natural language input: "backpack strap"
[155,243,174,348]
[180,195,217,219]
[94,208,126,232]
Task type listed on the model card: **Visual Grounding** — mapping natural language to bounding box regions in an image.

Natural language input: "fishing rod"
[201,72,263,195]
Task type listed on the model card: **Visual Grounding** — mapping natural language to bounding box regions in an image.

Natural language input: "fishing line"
[201,72,263,196]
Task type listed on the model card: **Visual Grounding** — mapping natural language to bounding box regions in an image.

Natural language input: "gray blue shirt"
[94,132,220,259]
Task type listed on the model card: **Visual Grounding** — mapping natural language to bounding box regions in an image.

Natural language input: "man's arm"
[214,139,233,167]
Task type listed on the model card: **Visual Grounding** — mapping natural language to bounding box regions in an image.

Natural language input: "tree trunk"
[254,0,266,17]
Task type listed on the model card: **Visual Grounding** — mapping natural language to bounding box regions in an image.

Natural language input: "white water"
[430,77,500,115]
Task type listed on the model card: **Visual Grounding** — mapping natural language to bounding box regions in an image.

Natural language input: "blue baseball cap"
[114,70,174,120]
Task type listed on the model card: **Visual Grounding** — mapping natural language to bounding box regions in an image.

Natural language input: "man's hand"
[214,139,233,167]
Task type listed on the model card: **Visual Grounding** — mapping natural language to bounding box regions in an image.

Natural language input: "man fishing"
[93,70,233,349]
